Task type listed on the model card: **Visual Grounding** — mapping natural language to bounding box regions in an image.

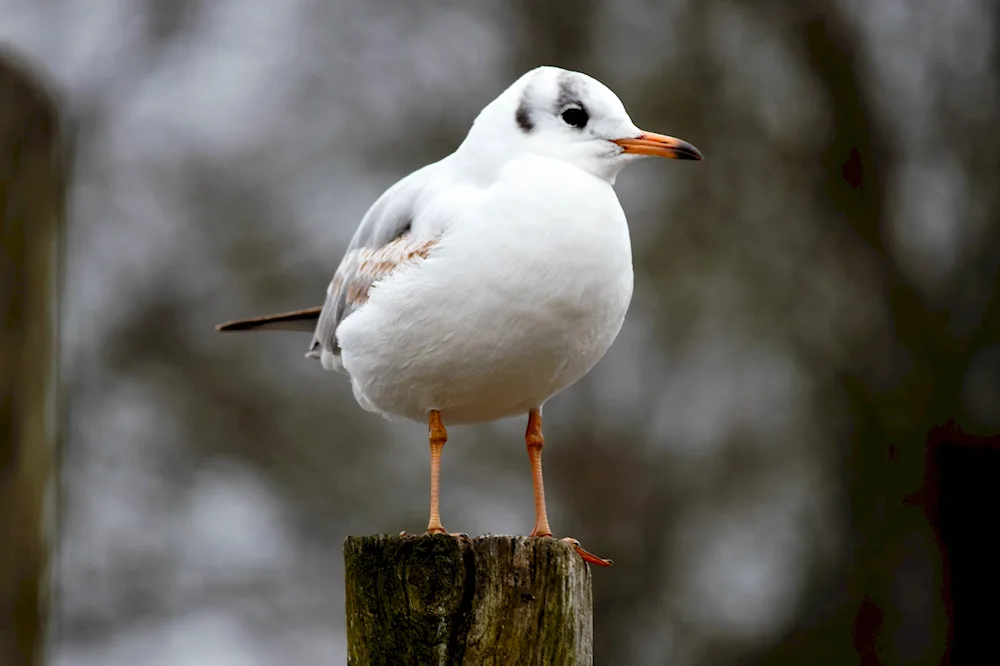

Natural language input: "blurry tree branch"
[511,0,599,72]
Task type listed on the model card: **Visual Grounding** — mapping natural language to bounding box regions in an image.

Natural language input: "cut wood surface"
[345,534,594,666]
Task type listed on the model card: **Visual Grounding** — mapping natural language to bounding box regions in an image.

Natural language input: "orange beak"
[613,131,703,161]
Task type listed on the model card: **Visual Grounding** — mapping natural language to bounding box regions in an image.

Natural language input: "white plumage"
[217,65,702,562]
[334,151,634,424]
[308,66,679,422]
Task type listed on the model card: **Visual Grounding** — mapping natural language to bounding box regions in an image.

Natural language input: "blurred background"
[2,0,999,664]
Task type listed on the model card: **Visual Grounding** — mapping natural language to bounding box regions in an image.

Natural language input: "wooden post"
[345,534,593,666]
[0,50,65,666]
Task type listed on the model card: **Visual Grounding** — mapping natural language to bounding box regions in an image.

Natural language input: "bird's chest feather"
[431,179,634,373]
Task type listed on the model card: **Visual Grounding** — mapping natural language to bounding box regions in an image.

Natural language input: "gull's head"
[459,66,702,183]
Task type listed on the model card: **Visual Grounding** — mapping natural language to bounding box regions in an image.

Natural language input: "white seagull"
[217,66,702,566]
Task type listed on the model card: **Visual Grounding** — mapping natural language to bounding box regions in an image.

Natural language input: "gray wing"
[307,169,441,371]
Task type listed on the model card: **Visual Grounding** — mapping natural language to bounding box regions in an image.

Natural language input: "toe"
[561,537,613,567]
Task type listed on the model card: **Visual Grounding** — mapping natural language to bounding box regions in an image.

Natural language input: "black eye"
[561,106,589,129]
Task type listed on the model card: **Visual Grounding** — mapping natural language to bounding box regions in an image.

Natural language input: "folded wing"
[215,165,445,372]
[308,170,442,372]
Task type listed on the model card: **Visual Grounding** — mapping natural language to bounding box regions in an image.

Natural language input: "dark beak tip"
[682,144,705,161]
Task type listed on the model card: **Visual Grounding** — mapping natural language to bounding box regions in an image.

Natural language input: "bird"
[216,65,702,566]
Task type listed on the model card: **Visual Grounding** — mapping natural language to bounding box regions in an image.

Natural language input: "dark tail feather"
[215,306,323,333]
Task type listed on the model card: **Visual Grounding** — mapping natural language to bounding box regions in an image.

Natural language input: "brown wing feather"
[308,233,438,362]
[344,237,438,307]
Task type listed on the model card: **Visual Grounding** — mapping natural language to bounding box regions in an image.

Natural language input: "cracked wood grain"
[344,534,593,666]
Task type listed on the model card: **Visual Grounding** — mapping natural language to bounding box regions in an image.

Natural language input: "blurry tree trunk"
[344,534,593,665]
[0,51,65,666]
[763,1,1000,662]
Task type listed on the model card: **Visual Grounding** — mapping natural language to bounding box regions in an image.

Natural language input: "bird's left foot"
[529,530,613,567]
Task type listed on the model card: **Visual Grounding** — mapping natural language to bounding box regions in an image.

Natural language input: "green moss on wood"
[345,534,593,666]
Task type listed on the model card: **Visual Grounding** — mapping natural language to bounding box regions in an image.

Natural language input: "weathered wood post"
[345,534,594,665]
[0,51,65,666]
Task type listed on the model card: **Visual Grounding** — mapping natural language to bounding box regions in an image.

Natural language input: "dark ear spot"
[515,100,533,132]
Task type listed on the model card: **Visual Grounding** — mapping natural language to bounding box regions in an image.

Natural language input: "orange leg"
[426,410,448,534]
[525,408,613,567]
[525,408,553,537]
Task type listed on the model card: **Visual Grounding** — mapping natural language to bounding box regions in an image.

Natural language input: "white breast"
[335,155,634,424]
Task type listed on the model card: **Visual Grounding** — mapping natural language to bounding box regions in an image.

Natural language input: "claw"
[561,537,613,567]
[423,528,469,540]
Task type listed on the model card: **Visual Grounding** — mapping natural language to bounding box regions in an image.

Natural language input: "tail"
[215,306,322,333]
